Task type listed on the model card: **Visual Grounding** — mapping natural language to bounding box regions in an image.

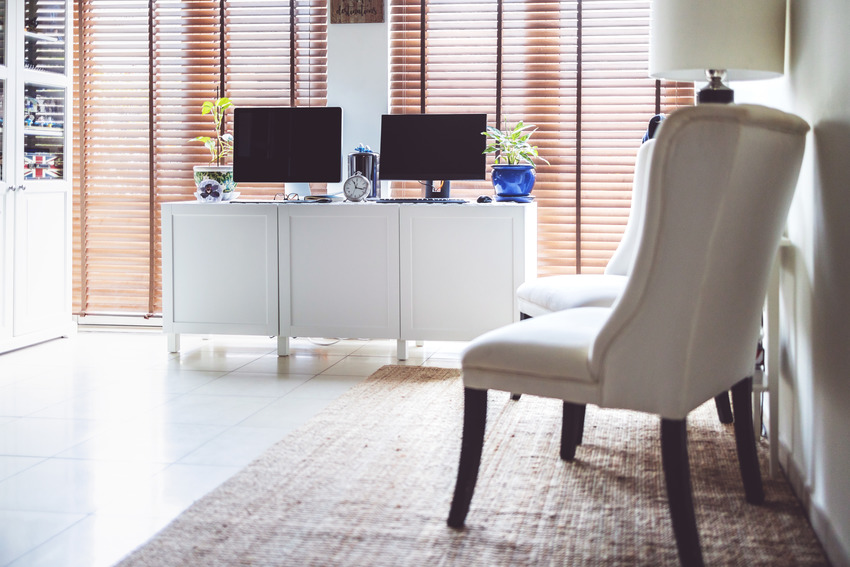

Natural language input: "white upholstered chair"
[448,104,809,567]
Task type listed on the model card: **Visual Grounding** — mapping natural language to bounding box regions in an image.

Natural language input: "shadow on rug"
[118,365,828,566]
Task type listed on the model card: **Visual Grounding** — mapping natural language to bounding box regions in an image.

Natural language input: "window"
[73,0,327,317]
[389,0,692,275]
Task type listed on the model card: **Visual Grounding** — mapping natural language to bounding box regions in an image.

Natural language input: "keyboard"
[369,198,467,204]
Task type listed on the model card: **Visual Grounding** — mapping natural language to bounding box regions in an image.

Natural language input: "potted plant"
[191,95,237,202]
[483,119,549,202]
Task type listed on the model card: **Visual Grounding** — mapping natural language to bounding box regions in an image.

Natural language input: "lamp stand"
[697,69,734,104]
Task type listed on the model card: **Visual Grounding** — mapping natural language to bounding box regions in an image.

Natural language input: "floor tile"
[149,393,277,426]
[0,418,101,457]
[236,396,334,429]
[290,374,368,399]
[177,425,291,467]
[55,421,228,464]
[0,510,86,566]
[0,384,83,418]
[0,456,45,482]
[30,389,177,422]
[0,459,166,515]
[7,513,172,567]
[191,371,314,398]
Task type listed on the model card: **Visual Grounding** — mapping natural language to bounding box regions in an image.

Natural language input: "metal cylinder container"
[348,145,380,199]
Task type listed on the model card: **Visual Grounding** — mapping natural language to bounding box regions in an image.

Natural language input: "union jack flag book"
[24,153,61,179]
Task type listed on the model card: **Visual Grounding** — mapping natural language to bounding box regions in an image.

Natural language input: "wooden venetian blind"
[74,0,327,317]
[389,0,692,276]
[75,0,152,314]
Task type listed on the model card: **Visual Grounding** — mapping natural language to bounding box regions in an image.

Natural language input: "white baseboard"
[781,442,850,567]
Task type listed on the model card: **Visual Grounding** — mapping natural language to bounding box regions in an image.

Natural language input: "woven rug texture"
[118,365,828,566]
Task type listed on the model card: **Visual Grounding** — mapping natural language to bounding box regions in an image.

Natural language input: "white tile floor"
[0,330,464,567]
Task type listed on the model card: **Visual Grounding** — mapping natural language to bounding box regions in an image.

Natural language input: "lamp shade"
[649,0,786,82]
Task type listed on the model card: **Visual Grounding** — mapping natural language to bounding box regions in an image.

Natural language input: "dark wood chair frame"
[447,377,764,567]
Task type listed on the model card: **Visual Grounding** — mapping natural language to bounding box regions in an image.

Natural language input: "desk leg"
[766,252,781,478]
[167,333,180,353]
[397,339,408,361]
[277,336,290,357]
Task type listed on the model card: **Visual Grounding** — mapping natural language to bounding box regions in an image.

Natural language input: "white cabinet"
[1,0,74,354]
[162,203,279,339]
[280,204,400,339]
[400,204,536,341]
[162,201,537,357]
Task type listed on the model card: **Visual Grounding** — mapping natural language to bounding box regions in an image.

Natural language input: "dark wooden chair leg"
[575,403,586,445]
[714,391,734,424]
[731,377,765,504]
[560,402,585,460]
[447,388,488,528]
[661,418,705,567]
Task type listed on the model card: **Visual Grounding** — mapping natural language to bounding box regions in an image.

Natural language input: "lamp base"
[698,85,734,104]
[697,69,734,104]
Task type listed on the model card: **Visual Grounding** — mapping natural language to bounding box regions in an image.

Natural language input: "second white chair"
[515,131,735,423]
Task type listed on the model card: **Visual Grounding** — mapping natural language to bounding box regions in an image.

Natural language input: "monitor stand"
[422,180,450,199]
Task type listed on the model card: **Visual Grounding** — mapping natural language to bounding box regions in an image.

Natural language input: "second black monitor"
[379,113,487,182]
[233,106,343,183]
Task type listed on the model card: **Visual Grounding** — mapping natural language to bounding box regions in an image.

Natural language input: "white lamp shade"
[649,0,786,82]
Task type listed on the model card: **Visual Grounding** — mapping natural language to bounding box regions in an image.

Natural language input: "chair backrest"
[604,138,655,276]
[590,104,809,419]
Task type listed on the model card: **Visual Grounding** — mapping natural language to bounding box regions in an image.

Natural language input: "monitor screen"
[379,113,487,181]
[233,106,343,183]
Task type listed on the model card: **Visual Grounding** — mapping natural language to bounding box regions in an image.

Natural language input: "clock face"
[344,174,371,201]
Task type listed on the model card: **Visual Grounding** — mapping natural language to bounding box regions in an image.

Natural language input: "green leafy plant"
[191,97,234,166]
[483,119,549,167]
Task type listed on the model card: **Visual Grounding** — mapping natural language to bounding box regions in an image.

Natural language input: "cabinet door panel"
[281,206,400,339]
[12,188,69,336]
[163,204,279,335]
[400,205,533,341]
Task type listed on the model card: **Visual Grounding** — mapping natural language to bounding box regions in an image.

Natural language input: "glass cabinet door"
[22,83,64,180]
[24,0,66,75]
[20,0,68,183]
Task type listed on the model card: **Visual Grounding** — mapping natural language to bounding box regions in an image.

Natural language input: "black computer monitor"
[233,106,343,184]
[379,113,487,197]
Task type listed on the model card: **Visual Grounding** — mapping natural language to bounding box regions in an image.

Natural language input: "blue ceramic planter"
[491,164,536,202]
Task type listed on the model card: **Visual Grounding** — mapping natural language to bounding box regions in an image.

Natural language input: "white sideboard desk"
[162,201,537,359]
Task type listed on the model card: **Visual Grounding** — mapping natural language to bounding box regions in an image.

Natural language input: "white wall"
[737,2,850,565]
[325,13,389,195]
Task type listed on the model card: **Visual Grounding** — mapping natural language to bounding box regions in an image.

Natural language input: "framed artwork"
[330,0,384,24]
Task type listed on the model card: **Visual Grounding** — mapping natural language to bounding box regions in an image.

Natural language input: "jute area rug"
[119,365,827,566]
